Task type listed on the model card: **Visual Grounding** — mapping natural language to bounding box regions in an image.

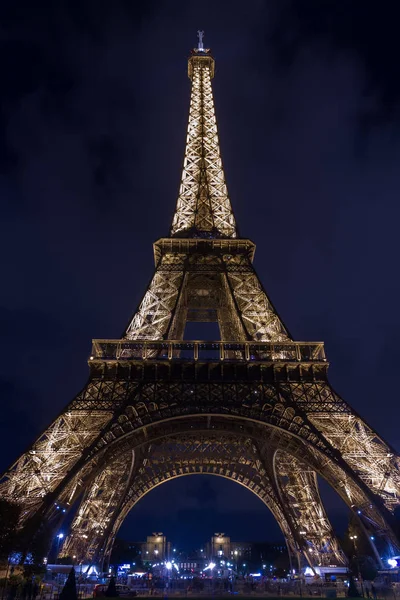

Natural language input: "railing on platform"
[89,340,326,363]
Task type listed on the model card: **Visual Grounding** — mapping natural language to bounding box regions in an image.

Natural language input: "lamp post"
[0,556,11,600]
[350,535,364,597]
[56,533,64,561]
[166,561,172,594]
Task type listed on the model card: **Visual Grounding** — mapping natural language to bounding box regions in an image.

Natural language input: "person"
[370,582,377,600]
[32,580,39,600]
[7,581,18,600]
[26,579,33,600]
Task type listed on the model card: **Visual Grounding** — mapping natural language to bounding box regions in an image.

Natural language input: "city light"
[166,562,172,570]
[388,559,397,568]
[57,533,64,539]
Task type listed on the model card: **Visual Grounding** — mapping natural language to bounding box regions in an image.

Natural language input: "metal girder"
[282,382,400,510]
[63,433,304,569]
[273,450,347,567]
[61,450,136,565]
[0,41,399,573]
[1,367,399,563]
[171,51,236,238]
[124,254,186,340]
[124,251,288,343]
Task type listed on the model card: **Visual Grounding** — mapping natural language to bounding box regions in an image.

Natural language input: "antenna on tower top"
[197,30,204,51]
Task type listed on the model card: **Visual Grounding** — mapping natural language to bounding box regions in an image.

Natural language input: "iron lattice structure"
[1,41,400,573]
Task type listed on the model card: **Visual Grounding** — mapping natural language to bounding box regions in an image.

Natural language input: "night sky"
[1,0,400,549]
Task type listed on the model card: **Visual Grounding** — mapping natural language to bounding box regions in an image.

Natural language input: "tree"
[16,513,53,570]
[106,575,118,597]
[357,556,377,581]
[340,514,372,559]
[272,552,290,579]
[59,567,78,600]
[0,499,21,564]
[110,539,143,569]
[347,573,361,598]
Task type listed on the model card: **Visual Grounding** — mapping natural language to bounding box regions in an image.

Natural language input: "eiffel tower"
[1,34,400,573]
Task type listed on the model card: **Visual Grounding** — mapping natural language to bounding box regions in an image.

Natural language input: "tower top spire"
[197,30,205,52]
[171,39,236,238]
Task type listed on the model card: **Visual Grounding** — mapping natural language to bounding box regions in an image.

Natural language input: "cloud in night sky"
[1,0,400,545]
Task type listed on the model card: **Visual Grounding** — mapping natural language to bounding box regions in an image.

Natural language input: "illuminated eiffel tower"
[1,33,400,573]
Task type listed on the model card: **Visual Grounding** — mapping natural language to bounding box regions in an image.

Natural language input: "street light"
[56,533,64,559]
[350,535,364,597]
[233,550,238,574]
[165,561,172,590]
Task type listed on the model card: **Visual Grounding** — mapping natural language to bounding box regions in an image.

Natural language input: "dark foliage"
[59,567,77,600]
[106,575,118,597]
[347,573,361,598]
[57,556,75,565]
[0,499,21,563]
[17,513,53,568]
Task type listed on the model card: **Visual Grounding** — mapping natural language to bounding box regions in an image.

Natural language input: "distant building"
[110,539,143,566]
[143,533,170,562]
[209,533,231,558]
[111,532,287,573]
[110,533,171,565]
[206,533,287,566]
[178,555,208,574]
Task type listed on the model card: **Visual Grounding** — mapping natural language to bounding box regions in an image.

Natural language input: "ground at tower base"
[2,530,400,600]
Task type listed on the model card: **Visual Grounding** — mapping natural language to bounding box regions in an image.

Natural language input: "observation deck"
[88,340,328,382]
[153,237,256,264]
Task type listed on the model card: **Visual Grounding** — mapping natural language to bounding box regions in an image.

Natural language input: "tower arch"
[61,430,347,572]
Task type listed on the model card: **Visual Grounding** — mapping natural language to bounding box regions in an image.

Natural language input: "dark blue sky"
[1,0,400,547]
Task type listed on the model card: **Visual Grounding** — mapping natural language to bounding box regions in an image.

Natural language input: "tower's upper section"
[170,34,238,239]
